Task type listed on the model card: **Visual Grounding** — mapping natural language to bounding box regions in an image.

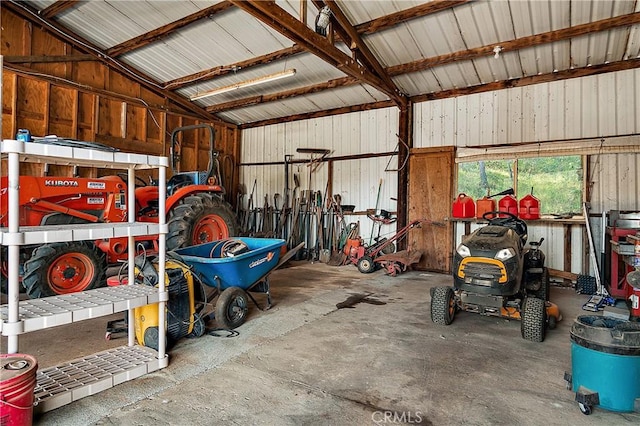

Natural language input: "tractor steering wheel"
[117,173,148,188]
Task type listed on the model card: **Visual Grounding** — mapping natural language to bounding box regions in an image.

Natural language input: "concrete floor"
[6,262,640,425]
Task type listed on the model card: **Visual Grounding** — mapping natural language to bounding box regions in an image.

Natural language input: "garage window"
[457,156,583,215]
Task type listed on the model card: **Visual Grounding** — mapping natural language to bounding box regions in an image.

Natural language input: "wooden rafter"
[355,0,471,35]
[4,54,95,63]
[209,11,640,114]
[206,76,358,113]
[240,100,396,129]
[322,0,401,98]
[411,58,640,103]
[387,11,640,76]
[166,0,466,90]
[164,45,305,90]
[106,1,234,57]
[241,58,640,128]
[40,0,78,19]
[3,1,233,127]
[229,0,405,106]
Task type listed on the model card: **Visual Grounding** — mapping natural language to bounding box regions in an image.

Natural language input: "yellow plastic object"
[134,259,197,349]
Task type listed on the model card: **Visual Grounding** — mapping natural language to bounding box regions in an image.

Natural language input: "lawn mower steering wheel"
[483,211,517,221]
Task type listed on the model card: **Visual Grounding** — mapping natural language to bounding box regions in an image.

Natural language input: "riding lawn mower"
[430,211,561,342]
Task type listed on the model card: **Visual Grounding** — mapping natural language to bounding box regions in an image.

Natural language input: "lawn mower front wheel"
[521,297,546,342]
[431,286,456,325]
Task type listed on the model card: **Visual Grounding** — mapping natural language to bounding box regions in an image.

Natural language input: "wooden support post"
[397,100,411,250]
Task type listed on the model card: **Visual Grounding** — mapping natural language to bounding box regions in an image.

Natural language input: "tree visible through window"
[457,156,583,215]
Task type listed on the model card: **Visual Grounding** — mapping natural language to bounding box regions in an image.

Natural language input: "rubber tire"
[431,286,456,325]
[357,255,375,273]
[167,193,239,250]
[23,242,106,299]
[521,297,546,342]
[578,403,592,415]
[532,267,550,301]
[215,287,249,329]
[381,243,396,255]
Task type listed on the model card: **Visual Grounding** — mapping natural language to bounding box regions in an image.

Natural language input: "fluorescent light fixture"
[190,68,297,101]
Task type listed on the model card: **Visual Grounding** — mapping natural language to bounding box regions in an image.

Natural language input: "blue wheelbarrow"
[173,238,303,329]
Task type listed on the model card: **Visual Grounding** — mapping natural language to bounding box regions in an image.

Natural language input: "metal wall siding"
[241,108,398,240]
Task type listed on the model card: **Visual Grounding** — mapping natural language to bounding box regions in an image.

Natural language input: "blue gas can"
[16,129,32,142]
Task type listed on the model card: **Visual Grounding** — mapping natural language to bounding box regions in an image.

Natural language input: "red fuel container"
[498,194,518,218]
[476,197,496,219]
[519,193,540,220]
[452,193,475,218]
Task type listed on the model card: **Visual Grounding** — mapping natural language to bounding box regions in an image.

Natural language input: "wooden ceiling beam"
[4,54,95,63]
[323,0,403,100]
[106,1,234,57]
[240,100,396,129]
[208,12,640,115]
[3,1,233,127]
[166,0,463,90]
[241,58,640,129]
[388,11,640,76]
[229,0,404,106]
[164,45,305,90]
[411,58,640,103]
[355,0,471,35]
[40,0,78,19]
[206,76,358,112]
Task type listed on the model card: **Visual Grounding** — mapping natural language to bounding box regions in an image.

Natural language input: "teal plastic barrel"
[570,316,640,412]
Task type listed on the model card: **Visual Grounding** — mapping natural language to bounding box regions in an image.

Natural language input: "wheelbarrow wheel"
[216,287,249,329]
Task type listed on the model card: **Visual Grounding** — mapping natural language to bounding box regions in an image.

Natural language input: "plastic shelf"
[0,285,163,335]
[33,345,168,414]
[0,222,160,245]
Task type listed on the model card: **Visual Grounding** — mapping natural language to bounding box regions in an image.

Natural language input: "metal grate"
[34,345,166,413]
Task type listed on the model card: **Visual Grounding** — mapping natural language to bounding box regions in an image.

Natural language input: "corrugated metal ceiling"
[6,0,640,126]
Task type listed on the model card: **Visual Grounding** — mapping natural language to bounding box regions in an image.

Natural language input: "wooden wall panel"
[49,86,77,137]
[16,79,48,136]
[1,8,240,183]
[97,98,123,138]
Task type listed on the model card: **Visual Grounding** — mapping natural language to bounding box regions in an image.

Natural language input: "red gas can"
[476,197,496,219]
[452,193,475,218]
[519,193,540,220]
[498,194,518,218]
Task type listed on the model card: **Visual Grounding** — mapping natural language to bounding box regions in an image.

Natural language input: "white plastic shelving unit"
[0,138,169,413]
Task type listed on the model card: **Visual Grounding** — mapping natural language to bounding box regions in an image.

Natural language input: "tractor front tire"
[23,242,106,299]
[521,297,546,342]
[167,193,239,250]
[431,286,456,325]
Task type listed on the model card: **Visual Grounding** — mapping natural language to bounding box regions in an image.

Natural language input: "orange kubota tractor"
[0,124,238,298]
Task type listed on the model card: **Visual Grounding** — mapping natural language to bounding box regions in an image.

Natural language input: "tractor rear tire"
[531,267,550,301]
[167,193,239,250]
[521,297,546,342]
[23,242,106,299]
[431,286,456,325]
